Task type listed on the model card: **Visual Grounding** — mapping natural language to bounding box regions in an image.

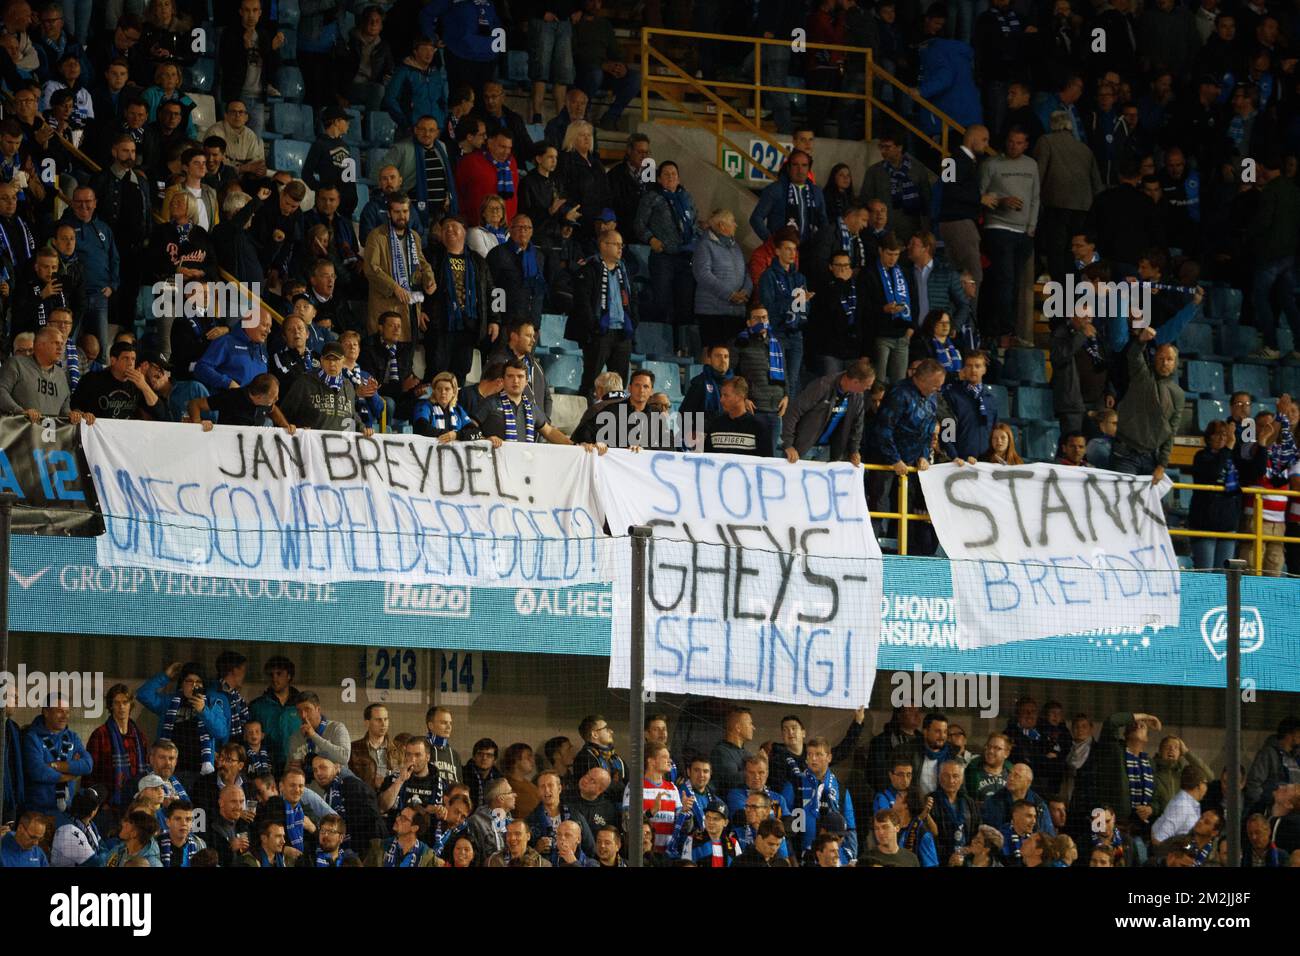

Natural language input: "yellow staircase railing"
[639,27,969,180]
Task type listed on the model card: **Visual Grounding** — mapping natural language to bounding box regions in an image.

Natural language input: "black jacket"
[149,222,218,282]
[219,23,282,105]
[607,160,646,234]
[1087,183,1163,267]
[558,150,613,236]
[359,334,415,399]
[807,275,868,360]
[425,247,496,339]
[486,240,552,325]
[212,192,264,285]
[937,148,982,222]
[569,256,638,344]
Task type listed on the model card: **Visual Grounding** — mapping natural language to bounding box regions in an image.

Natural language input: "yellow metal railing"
[865,465,1299,573]
[639,27,968,180]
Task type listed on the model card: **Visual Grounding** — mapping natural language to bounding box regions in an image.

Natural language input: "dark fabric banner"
[0,416,103,536]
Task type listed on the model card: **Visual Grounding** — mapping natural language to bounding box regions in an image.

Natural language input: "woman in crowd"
[557,121,611,241]
[909,309,963,375]
[1188,419,1241,570]
[467,194,510,258]
[981,422,1024,465]
[692,208,752,348]
[635,160,701,353]
[823,163,857,221]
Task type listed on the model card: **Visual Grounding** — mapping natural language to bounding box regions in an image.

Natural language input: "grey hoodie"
[0,354,72,416]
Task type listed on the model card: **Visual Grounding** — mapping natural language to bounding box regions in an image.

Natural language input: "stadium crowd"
[0,0,1296,566]
[2,658,1298,867]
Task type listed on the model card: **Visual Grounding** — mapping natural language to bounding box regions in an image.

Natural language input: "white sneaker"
[1249,346,1282,360]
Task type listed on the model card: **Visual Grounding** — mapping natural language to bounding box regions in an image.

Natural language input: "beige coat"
[362,223,436,341]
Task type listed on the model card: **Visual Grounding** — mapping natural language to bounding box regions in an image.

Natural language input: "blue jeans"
[774,328,804,396]
[753,410,783,457]
[876,333,910,385]
[1191,536,1236,571]
[82,293,111,355]
[67,0,94,43]
[1252,255,1300,349]
[529,19,576,85]
[579,66,640,122]
[1109,440,1157,476]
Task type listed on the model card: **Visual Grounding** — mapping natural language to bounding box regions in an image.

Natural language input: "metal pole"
[0,493,13,821]
[627,525,651,867]
[1224,558,1245,867]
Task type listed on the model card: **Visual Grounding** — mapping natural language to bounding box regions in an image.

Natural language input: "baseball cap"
[322,107,349,125]
[138,348,171,372]
[705,798,729,818]
[321,341,346,359]
[818,811,848,835]
[595,207,617,222]
[137,774,166,793]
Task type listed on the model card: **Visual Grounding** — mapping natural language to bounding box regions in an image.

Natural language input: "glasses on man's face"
[319,827,342,835]
[745,803,766,811]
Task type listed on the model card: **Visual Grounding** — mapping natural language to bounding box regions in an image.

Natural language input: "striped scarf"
[1125,751,1154,808]
[839,281,858,326]
[1092,827,1125,862]
[837,218,864,268]
[770,264,804,331]
[106,719,147,807]
[501,394,536,442]
[885,156,922,214]
[433,819,468,854]
[158,833,199,866]
[384,344,400,382]
[738,323,785,382]
[879,261,910,320]
[315,848,346,866]
[317,367,343,391]
[388,224,419,292]
[934,338,961,372]
[785,180,811,239]
[160,694,213,768]
[486,224,508,245]
[487,151,514,197]
[798,767,842,826]
[598,260,632,333]
[37,729,77,810]
[245,746,272,776]
[324,777,349,847]
[382,837,428,867]
[466,766,501,808]
[283,798,305,850]
[429,403,471,433]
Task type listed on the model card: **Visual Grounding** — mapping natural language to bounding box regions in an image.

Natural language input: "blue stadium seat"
[170,379,211,422]
[365,110,396,149]
[1276,364,1300,396]
[271,138,310,177]
[279,28,297,62]
[635,322,674,358]
[1022,422,1061,462]
[541,353,583,394]
[1179,322,1216,358]
[687,363,703,384]
[352,182,369,221]
[642,360,684,403]
[988,383,1011,419]
[276,66,305,101]
[342,108,364,147]
[1013,386,1053,422]
[365,147,388,182]
[624,243,651,280]
[1184,359,1224,396]
[1209,286,1243,323]
[1251,399,1279,420]
[1221,323,1260,357]
[271,101,304,138]
[1195,399,1227,431]
[507,50,529,82]
[1231,364,1271,399]
[186,58,216,92]
[1000,348,1048,385]
[539,314,568,348]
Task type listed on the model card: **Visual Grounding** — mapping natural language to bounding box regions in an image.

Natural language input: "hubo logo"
[151,273,262,325]
[595,404,701,452]
[383,582,471,618]
[50,887,151,936]
[0,666,104,718]
[1200,606,1265,661]
[889,665,1000,718]
[1042,274,1151,323]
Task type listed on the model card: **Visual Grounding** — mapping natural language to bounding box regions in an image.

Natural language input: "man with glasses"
[204,100,266,178]
[58,186,117,354]
[571,230,636,401]
[572,714,626,802]
[466,777,517,861]
[732,791,790,860]
[90,13,146,87]
[0,811,49,866]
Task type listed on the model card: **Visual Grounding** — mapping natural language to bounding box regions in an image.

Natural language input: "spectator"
[861,133,932,244]
[981,762,1054,835]
[607,134,649,233]
[456,129,519,228]
[307,755,381,851]
[383,115,457,226]
[749,149,826,245]
[570,229,635,398]
[366,805,440,867]
[488,818,551,867]
[635,160,700,353]
[1111,328,1182,483]
[22,700,93,815]
[246,656,303,775]
[344,5,396,114]
[807,251,868,378]
[758,230,812,395]
[84,683,149,815]
[691,209,751,348]
[905,231,974,351]
[363,195,436,344]
[861,808,918,867]
[701,376,765,456]
[572,0,639,130]
[105,809,161,867]
[1152,765,1210,844]
[478,357,576,445]
[1246,717,1300,812]
[571,367,670,448]
[467,194,509,258]
[465,777,516,861]
[218,0,281,107]
[527,769,595,860]
[806,203,870,287]
[1246,156,1300,361]
[1188,420,1242,570]
[781,357,873,464]
[571,714,626,802]
[1244,812,1287,867]
[0,325,79,422]
[486,217,551,327]
[910,309,964,374]
[780,736,857,861]
[383,34,449,135]
[378,737,445,827]
[279,341,367,433]
[426,215,497,385]
[420,0,500,95]
[557,120,610,240]
[709,707,755,798]
[938,348,996,459]
[915,4,981,137]
[979,127,1039,346]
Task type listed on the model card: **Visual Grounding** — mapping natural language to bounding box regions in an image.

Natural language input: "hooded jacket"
[21,715,93,814]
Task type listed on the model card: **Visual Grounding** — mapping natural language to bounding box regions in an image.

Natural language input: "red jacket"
[807,8,846,66]
[455,150,519,226]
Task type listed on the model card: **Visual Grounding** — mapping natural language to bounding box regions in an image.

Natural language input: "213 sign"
[437,651,488,706]
[364,648,420,704]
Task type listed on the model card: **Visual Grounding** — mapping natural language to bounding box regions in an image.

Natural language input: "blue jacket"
[383,58,450,130]
[980,786,1056,833]
[0,831,48,866]
[59,212,120,292]
[871,379,939,465]
[3,718,22,820]
[749,174,828,243]
[524,803,596,857]
[758,262,810,334]
[780,770,858,860]
[421,0,501,63]
[137,671,231,745]
[940,380,998,460]
[21,716,93,814]
[1034,93,1083,142]
[193,326,269,391]
[916,38,981,136]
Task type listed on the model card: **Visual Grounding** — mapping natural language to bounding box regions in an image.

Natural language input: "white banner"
[918,462,1181,647]
[598,449,882,710]
[81,421,607,586]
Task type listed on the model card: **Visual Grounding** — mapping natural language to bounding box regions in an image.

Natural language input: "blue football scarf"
[427,403,471,433]
[157,833,198,866]
[283,798,305,850]
[36,729,77,810]
[786,180,810,238]
[1125,751,1154,808]
[487,151,514,198]
[160,694,213,771]
[770,265,804,331]
[817,391,850,446]
[738,323,785,383]
[107,720,147,807]
[383,837,428,867]
[388,224,419,293]
[501,395,536,442]
[879,261,910,321]
[315,848,346,866]
[599,260,632,333]
[385,344,400,382]
[839,281,858,327]
[934,338,961,372]
[256,848,285,867]
[443,254,478,333]
[245,746,272,776]
[317,368,343,391]
[886,156,922,214]
[486,224,508,245]
[513,241,539,279]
